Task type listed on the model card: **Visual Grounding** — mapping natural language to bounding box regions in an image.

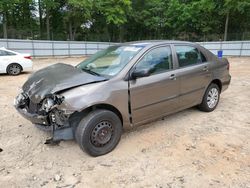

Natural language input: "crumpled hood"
[22,63,107,103]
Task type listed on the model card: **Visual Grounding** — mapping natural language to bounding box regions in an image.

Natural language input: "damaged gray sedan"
[14,41,231,156]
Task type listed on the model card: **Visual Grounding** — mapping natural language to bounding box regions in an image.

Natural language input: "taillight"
[24,56,32,59]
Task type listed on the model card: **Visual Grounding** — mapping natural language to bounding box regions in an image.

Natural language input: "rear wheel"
[199,83,220,112]
[75,109,122,156]
[7,63,22,75]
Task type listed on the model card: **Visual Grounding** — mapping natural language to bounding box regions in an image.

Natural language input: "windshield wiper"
[81,68,101,76]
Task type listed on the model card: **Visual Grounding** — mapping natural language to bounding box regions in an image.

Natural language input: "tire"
[7,63,22,75]
[199,83,220,112]
[75,109,122,156]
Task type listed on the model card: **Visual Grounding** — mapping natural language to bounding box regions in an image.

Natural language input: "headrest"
[185,51,198,59]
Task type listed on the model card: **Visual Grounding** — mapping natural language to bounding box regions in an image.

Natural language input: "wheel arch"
[69,103,124,130]
[200,79,222,104]
[210,79,222,92]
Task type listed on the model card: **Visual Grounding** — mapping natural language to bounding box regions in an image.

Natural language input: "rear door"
[129,45,180,125]
[174,45,212,108]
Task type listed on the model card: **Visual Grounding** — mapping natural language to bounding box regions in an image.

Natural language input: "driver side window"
[135,46,172,75]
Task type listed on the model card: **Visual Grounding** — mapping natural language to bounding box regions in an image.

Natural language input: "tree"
[222,0,250,41]
[64,0,93,40]
[0,0,250,41]
[94,0,132,41]
[130,0,167,40]
[41,0,59,40]
[0,0,20,38]
[38,0,43,38]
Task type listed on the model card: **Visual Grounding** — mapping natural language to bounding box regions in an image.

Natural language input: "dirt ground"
[0,57,249,188]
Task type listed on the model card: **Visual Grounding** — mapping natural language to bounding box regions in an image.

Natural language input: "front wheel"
[199,83,220,112]
[75,109,122,156]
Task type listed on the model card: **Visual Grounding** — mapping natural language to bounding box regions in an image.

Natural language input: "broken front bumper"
[14,94,74,141]
[16,107,49,125]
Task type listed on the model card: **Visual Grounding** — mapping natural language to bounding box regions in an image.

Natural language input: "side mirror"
[131,66,155,79]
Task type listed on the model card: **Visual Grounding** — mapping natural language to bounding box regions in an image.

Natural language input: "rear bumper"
[221,75,231,92]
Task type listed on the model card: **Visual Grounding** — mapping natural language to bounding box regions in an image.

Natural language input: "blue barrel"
[217,50,223,58]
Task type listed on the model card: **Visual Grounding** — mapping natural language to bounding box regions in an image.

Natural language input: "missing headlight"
[40,95,65,113]
[41,98,55,112]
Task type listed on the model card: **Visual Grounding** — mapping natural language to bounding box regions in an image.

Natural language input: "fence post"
[31,40,35,58]
[6,38,9,48]
[52,40,54,57]
[240,41,244,57]
[85,42,87,56]
[68,40,70,57]
[219,40,222,51]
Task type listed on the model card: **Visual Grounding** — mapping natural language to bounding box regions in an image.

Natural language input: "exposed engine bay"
[15,92,74,142]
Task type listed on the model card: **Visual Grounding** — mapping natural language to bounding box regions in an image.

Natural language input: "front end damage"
[14,92,75,143]
[14,63,108,143]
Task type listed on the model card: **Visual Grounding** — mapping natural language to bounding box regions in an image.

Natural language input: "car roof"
[121,40,215,61]
[123,40,197,47]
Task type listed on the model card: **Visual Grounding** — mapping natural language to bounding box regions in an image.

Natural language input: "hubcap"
[207,88,219,109]
[9,65,20,75]
[91,121,113,147]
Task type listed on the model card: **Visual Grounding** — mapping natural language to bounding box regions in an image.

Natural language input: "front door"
[129,46,180,125]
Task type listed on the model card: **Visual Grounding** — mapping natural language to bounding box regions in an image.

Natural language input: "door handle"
[170,74,176,80]
[202,66,208,71]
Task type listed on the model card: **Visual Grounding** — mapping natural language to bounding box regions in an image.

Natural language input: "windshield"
[77,45,144,77]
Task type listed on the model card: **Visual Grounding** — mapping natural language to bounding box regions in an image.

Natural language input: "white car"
[0,47,33,75]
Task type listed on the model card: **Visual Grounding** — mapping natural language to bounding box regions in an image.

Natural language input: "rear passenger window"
[175,45,204,67]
